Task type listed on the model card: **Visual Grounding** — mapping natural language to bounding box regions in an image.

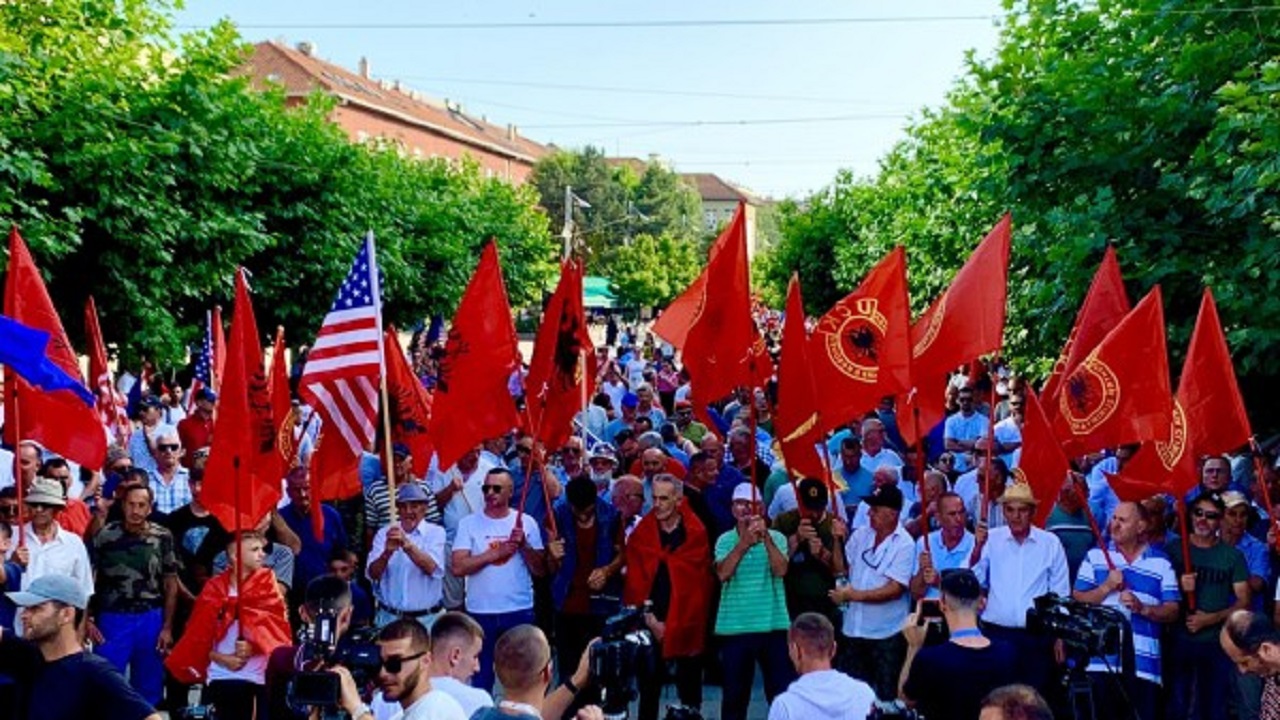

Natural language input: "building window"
[704,210,718,230]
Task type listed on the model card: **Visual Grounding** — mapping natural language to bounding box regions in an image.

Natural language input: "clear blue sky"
[174,1,1005,199]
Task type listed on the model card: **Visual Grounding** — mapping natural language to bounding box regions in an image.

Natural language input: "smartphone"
[918,599,943,625]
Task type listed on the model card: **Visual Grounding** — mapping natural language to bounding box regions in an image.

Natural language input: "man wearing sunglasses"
[451,468,546,693]
[1166,490,1251,720]
[332,618,466,720]
[146,431,191,516]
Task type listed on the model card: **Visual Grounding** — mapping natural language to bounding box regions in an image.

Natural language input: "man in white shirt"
[451,468,546,692]
[426,612,495,718]
[971,481,1070,692]
[768,613,875,720]
[14,478,94,628]
[334,619,466,720]
[859,418,904,477]
[368,485,448,629]
[830,484,914,701]
[426,446,495,610]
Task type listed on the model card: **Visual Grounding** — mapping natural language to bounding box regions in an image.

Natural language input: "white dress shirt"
[368,519,447,612]
[21,523,95,598]
[972,525,1070,628]
[841,525,914,640]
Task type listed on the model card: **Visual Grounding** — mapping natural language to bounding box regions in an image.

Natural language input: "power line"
[178,6,1280,31]
[520,113,908,130]
[389,74,914,107]
[186,15,1002,31]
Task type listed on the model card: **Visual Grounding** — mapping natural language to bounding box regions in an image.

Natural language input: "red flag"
[385,327,435,477]
[1041,246,1130,418]
[268,327,294,466]
[651,272,706,349]
[684,203,757,413]
[899,215,1012,447]
[1014,390,1072,527]
[525,260,597,450]
[810,246,912,432]
[3,228,107,469]
[211,305,226,392]
[430,241,521,470]
[84,296,130,446]
[202,269,283,532]
[309,425,362,503]
[1108,288,1252,499]
[1053,287,1172,457]
[775,276,827,480]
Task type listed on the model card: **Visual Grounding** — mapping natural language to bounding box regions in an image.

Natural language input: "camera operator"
[330,619,466,720]
[1071,500,1179,719]
[768,613,874,720]
[264,574,356,720]
[899,569,1021,720]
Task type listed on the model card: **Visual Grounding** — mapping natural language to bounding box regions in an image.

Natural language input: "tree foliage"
[0,0,555,367]
[764,0,1280,393]
[529,148,704,306]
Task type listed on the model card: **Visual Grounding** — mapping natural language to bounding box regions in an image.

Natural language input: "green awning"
[584,275,618,309]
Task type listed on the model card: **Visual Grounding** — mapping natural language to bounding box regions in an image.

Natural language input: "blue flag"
[0,314,95,406]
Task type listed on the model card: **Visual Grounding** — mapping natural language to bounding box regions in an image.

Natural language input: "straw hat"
[997,481,1038,507]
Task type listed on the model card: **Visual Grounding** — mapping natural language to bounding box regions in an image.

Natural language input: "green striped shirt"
[714,528,791,635]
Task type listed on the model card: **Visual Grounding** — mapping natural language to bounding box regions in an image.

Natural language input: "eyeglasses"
[379,651,427,674]
[1203,467,1228,475]
[0,505,17,516]
[158,444,180,452]
[516,446,532,455]
[481,484,506,495]
[26,504,57,513]
[1192,509,1223,520]
[563,448,582,455]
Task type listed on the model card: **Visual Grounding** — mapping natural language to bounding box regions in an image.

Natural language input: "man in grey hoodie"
[767,613,876,720]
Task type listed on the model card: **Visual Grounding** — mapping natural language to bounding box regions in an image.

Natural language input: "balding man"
[860,418,904,478]
[146,430,190,516]
[469,625,599,720]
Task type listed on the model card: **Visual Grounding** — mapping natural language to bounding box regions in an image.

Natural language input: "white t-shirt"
[625,359,647,388]
[395,688,468,720]
[601,379,628,414]
[993,416,1022,469]
[207,611,267,684]
[430,676,494,719]
[454,511,544,614]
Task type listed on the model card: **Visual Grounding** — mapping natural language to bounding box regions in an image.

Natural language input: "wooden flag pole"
[979,382,997,525]
[10,381,25,547]
[379,371,398,526]
[1070,480,1116,571]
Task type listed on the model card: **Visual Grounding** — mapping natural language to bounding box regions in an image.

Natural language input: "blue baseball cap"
[7,575,89,610]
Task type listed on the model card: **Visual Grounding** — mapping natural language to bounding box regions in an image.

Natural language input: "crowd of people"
[2,320,1280,720]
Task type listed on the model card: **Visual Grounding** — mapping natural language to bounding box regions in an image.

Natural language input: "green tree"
[769,0,1280,398]
[0,0,555,368]
[607,233,701,308]
[529,148,704,289]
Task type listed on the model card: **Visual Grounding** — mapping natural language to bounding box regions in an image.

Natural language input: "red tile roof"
[680,173,760,204]
[242,41,548,163]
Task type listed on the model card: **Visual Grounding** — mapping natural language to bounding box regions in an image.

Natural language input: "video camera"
[1025,593,1131,666]
[867,700,922,719]
[590,604,655,720]
[286,609,383,714]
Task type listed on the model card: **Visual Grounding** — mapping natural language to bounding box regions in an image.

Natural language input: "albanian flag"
[525,259,596,450]
[810,246,912,433]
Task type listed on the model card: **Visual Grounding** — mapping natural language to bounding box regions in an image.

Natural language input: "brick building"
[243,41,547,182]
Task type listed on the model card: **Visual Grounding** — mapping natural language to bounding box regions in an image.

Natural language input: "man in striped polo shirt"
[714,483,795,720]
[1072,500,1180,720]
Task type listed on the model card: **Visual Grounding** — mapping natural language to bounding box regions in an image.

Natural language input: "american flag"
[298,233,384,458]
[186,311,215,411]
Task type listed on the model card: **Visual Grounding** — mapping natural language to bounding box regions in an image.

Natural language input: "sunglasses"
[516,446,533,455]
[158,444,180,452]
[0,505,17,516]
[481,484,507,495]
[380,651,426,674]
[1192,509,1222,520]
[563,448,582,455]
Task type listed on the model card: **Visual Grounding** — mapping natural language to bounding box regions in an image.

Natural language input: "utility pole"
[562,185,574,261]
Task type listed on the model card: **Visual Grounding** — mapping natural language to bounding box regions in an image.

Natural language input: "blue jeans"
[96,608,166,706]
[1168,635,1232,720]
[471,608,536,693]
